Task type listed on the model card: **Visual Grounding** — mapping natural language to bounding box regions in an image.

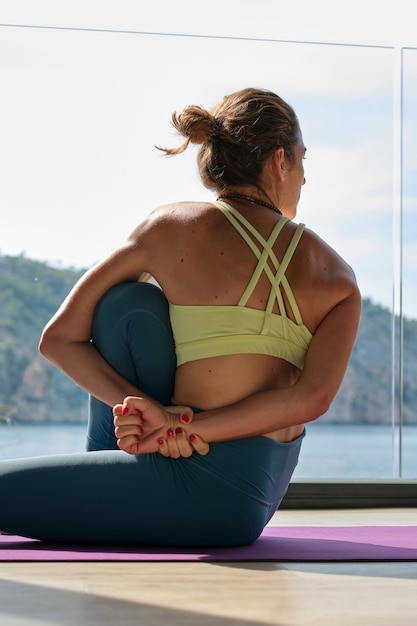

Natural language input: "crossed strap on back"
[215,201,305,333]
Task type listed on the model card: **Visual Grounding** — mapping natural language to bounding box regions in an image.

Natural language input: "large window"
[0,25,415,479]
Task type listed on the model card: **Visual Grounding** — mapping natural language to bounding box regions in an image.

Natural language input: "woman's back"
[139,200,356,419]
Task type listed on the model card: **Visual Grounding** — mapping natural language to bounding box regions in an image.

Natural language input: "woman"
[0,88,360,546]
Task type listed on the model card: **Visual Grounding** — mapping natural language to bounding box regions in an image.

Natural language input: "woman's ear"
[271,146,287,182]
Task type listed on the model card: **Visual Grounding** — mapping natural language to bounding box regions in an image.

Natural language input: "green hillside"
[1,253,416,424]
[0,254,87,424]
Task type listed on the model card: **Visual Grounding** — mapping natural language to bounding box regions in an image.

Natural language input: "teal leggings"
[0,283,304,546]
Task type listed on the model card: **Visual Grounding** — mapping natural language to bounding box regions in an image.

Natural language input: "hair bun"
[174,105,214,145]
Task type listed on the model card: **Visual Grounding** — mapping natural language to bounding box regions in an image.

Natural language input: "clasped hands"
[113,396,209,457]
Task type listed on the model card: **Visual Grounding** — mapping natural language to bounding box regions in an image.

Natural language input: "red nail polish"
[181,414,190,424]
[158,438,165,446]
[189,434,196,443]
[167,429,175,437]
[122,406,129,415]
[175,427,182,435]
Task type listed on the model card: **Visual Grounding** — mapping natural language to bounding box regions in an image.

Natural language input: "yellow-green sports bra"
[169,201,313,369]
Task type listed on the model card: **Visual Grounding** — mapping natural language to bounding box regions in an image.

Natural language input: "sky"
[0,1,416,317]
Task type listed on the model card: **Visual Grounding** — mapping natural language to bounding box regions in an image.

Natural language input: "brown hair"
[157,87,300,191]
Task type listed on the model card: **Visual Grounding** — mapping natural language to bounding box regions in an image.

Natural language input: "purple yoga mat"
[1,526,416,562]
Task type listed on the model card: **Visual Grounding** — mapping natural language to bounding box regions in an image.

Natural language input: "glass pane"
[402,48,417,478]
[1,27,413,479]
[293,46,396,478]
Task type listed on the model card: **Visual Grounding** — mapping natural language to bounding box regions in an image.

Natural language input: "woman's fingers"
[163,405,194,426]
[157,432,190,459]
[157,437,170,457]
[117,396,147,414]
[189,433,210,456]
[114,423,143,440]
[113,401,145,436]
[165,428,192,459]
[116,434,141,455]
[157,430,210,458]
[113,404,145,454]
[176,428,196,457]
[158,429,194,459]
[113,398,144,419]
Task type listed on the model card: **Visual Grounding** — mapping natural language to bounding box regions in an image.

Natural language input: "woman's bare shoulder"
[128,201,215,240]
[288,223,360,331]
[298,225,357,283]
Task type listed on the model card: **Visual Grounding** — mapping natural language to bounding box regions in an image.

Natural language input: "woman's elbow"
[38,323,65,362]
[38,326,54,359]
[305,390,333,423]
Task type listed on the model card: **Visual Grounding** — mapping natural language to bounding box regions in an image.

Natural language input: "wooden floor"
[1,508,416,626]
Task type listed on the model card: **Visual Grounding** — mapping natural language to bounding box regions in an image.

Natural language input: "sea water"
[0,422,416,479]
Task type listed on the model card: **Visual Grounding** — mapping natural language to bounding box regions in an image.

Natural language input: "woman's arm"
[115,286,361,453]
[192,287,361,441]
[39,232,155,407]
